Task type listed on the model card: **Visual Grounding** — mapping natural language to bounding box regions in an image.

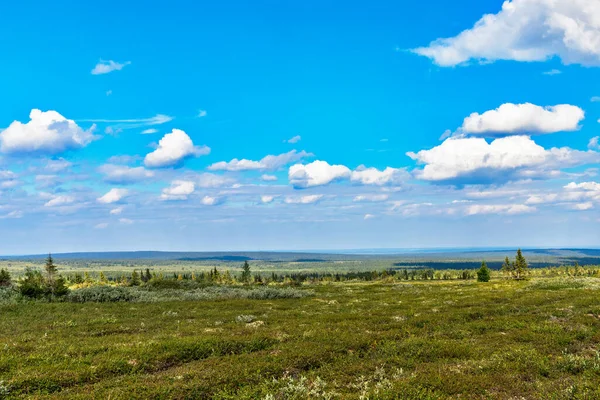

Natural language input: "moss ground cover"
[1,278,600,399]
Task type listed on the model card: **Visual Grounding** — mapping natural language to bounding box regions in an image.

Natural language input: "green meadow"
[2,273,600,399]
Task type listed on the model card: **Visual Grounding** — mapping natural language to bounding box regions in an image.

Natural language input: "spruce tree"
[477,261,491,282]
[44,254,57,284]
[241,261,251,283]
[501,256,514,278]
[131,270,141,286]
[0,268,11,287]
[514,249,528,280]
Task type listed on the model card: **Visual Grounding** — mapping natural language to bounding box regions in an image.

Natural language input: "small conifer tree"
[514,249,528,280]
[501,256,514,278]
[477,261,491,282]
[44,254,57,284]
[0,268,11,287]
[241,261,251,283]
[131,270,141,286]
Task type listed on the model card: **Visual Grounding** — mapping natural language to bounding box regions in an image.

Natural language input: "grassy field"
[2,276,600,399]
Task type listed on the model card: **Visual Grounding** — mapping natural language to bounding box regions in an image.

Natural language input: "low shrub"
[67,286,141,303]
[0,287,18,304]
[65,285,313,303]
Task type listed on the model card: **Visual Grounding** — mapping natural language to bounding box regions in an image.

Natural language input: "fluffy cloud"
[209,150,311,172]
[466,204,536,216]
[412,0,600,67]
[161,180,195,200]
[565,181,600,191]
[353,194,389,202]
[0,109,96,155]
[110,207,124,215]
[91,60,131,75]
[407,136,600,184]
[287,135,301,144]
[460,103,584,136]
[142,129,158,135]
[97,188,129,204]
[525,194,558,205]
[364,214,376,220]
[144,129,210,168]
[351,166,408,186]
[44,194,75,207]
[569,202,594,210]
[261,174,278,182]
[289,160,351,188]
[201,195,223,206]
[284,194,324,204]
[98,164,155,184]
[589,136,600,150]
[261,195,276,204]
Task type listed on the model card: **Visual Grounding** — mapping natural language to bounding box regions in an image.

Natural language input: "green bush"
[0,268,11,287]
[477,261,491,282]
[67,286,141,303]
[18,268,47,299]
[0,287,18,303]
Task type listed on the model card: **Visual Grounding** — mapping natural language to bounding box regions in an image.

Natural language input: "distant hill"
[1,248,599,265]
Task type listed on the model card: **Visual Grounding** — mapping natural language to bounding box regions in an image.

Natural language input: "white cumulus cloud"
[161,180,196,200]
[97,188,129,204]
[289,160,351,188]
[91,60,131,75]
[589,136,600,149]
[412,0,600,67]
[287,135,302,144]
[209,150,311,172]
[201,195,223,206]
[110,207,124,215]
[144,129,210,168]
[351,166,409,186]
[460,103,584,136]
[569,202,594,210]
[261,174,278,182]
[407,136,600,184]
[0,109,96,155]
[261,195,276,204]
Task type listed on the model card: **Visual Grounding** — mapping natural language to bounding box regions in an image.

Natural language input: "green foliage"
[4,278,600,398]
[130,270,141,286]
[66,286,141,303]
[0,268,11,287]
[19,258,69,300]
[514,248,528,280]
[241,260,252,283]
[44,254,57,282]
[477,261,491,282]
[18,268,46,299]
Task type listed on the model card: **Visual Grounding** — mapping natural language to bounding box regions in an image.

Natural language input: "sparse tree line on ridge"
[1,249,599,301]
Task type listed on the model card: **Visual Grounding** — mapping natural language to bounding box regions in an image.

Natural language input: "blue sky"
[1,0,599,253]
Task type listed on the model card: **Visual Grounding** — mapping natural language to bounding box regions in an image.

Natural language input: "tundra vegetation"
[0,250,600,399]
